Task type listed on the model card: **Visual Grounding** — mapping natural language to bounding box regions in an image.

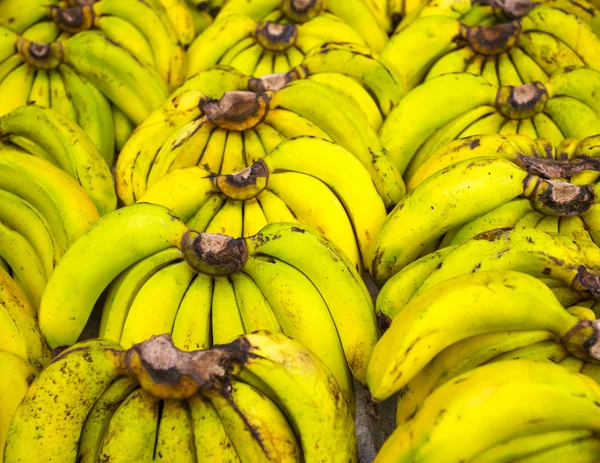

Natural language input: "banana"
[115,90,204,205]
[426,48,476,81]
[155,399,195,462]
[376,247,455,325]
[230,271,280,333]
[111,104,134,153]
[0,0,49,33]
[395,331,554,425]
[447,198,535,246]
[243,222,378,384]
[77,376,139,463]
[205,199,243,237]
[39,203,189,348]
[272,78,405,206]
[291,42,406,115]
[27,69,50,108]
[533,112,564,145]
[188,394,241,462]
[0,220,46,309]
[263,108,332,140]
[187,194,228,232]
[0,265,51,370]
[211,276,245,345]
[380,73,497,174]
[488,339,568,363]
[171,272,213,351]
[295,15,368,52]
[228,43,263,76]
[119,261,197,348]
[0,189,60,277]
[241,198,268,236]
[367,270,599,400]
[186,14,257,78]
[224,331,358,462]
[58,63,115,167]
[242,254,354,406]
[370,157,530,286]
[414,227,600,301]
[49,69,78,123]
[545,96,600,139]
[3,339,126,462]
[514,437,600,463]
[0,104,116,215]
[0,350,36,463]
[375,360,600,463]
[148,0,195,46]
[97,388,160,462]
[0,63,35,117]
[535,215,560,233]
[257,189,298,222]
[61,31,169,125]
[470,430,595,463]
[561,215,594,241]
[203,380,301,461]
[99,247,183,343]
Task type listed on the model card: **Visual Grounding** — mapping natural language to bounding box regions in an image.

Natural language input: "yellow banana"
[367,270,598,400]
[111,104,134,153]
[0,63,35,117]
[39,203,189,348]
[155,399,195,462]
[27,68,50,108]
[4,339,126,462]
[0,350,36,463]
[230,271,280,333]
[211,276,245,345]
[0,0,48,33]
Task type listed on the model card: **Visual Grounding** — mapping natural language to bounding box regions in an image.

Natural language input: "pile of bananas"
[5,0,600,461]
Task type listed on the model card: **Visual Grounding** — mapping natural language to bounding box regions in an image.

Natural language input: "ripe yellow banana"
[3,339,126,462]
[77,376,138,463]
[0,104,116,215]
[0,62,35,117]
[375,360,600,462]
[368,270,600,400]
[39,203,189,348]
[155,399,195,462]
[0,350,36,463]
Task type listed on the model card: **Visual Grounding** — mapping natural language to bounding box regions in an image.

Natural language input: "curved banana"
[0,105,116,215]
[155,399,195,462]
[39,203,189,348]
[368,270,599,400]
[0,350,36,463]
[3,339,126,462]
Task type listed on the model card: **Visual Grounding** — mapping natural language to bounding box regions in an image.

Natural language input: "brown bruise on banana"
[199,91,271,131]
[49,5,94,34]
[213,160,269,200]
[281,0,324,23]
[495,82,548,119]
[459,21,521,56]
[15,37,63,69]
[255,22,298,52]
[181,230,248,275]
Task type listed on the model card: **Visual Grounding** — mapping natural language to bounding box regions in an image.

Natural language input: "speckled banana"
[0,265,51,370]
[0,105,116,215]
[368,270,600,400]
[3,338,127,463]
[374,360,600,463]
[0,350,36,463]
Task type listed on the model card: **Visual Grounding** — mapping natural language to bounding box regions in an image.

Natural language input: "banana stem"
[476,0,538,18]
[248,66,304,92]
[459,22,521,55]
[214,160,269,200]
[518,155,600,179]
[255,22,298,51]
[181,229,248,275]
[124,334,237,399]
[496,82,548,119]
[562,319,600,362]
[199,91,271,130]
[528,179,596,216]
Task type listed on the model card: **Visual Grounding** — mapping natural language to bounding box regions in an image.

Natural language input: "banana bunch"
[375,359,600,463]
[0,149,99,309]
[38,203,378,404]
[185,0,219,35]
[367,269,600,400]
[385,4,600,91]
[0,105,116,216]
[0,265,51,370]
[0,23,170,165]
[139,136,387,271]
[0,0,192,90]
[380,67,600,181]
[0,350,36,463]
[213,0,388,52]
[116,74,404,208]
[4,331,358,462]
[186,12,371,78]
[377,226,600,324]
